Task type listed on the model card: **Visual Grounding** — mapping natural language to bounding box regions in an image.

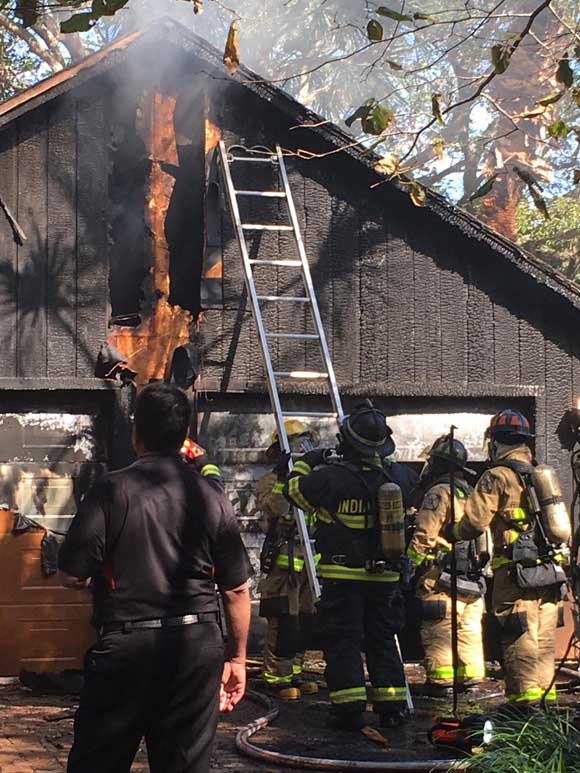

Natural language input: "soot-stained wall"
[196,77,580,502]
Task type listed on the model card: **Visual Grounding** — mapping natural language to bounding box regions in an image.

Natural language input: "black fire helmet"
[340,399,395,457]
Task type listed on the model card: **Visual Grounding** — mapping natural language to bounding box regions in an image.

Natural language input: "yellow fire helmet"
[271,419,308,444]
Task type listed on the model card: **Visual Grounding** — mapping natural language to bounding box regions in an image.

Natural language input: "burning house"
[0,17,579,671]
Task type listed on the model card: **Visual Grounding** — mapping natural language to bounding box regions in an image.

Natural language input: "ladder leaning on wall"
[218,141,413,713]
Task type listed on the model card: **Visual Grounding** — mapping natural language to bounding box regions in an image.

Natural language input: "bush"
[455,711,580,773]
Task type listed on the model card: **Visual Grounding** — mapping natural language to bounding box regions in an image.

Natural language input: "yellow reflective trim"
[336,513,370,529]
[318,564,400,582]
[507,687,544,703]
[262,671,293,685]
[276,554,305,571]
[287,476,312,512]
[407,547,426,566]
[293,461,312,476]
[458,664,486,680]
[511,507,529,523]
[329,687,367,704]
[201,464,221,477]
[453,522,462,540]
[492,556,512,570]
[272,482,285,494]
[367,686,407,702]
[428,666,454,681]
[543,687,557,701]
[293,664,302,676]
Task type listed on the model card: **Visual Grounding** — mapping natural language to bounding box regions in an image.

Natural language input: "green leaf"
[548,119,570,139]
[413,12,437,23]
[409,181,426,207]
[431,93,444,124]
[374,154,400,176]
[376,7,413,22]
[433,137,445,160]
[60,12,95,33]
[386,60,403,71]
[512,165,542,190]
[556,55,574,89]
[491,44,512,74]
[345,101,373,128]
[361,103,395,135]
[537,90,565,107]
[529,185,549,219]
[367,20,383,42]
[469,175,498,202]
[521,106,546,118]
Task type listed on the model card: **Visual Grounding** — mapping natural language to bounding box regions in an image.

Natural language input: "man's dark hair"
[134,383,191,452]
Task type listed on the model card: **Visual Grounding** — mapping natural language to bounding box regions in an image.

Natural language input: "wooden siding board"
[47,98,77,378]
[438,241,468,385]
[76,95,108,377]
[412,239,441,385]
[16,109,48,377]
[329,189,360,386]
[544,325,573,494]
[519,298,546,460]
[303,170,332,381]
[466,260,494,383]
[359,212,388,384]
[493,300,520,385]
[385,218,414,381]
[0,124,18,377]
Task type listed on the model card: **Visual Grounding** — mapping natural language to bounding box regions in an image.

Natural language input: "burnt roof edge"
[0,17,578,311]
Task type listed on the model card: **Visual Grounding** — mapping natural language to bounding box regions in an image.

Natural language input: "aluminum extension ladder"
[218,142,344,600]
[218,142,413,714]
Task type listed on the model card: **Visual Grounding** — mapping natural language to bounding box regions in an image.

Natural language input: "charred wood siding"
[199,80,580,490]
[0,95,108,379]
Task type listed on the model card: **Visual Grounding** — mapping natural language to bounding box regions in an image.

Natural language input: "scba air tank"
[377,482,405,561]
[531,465,571,545]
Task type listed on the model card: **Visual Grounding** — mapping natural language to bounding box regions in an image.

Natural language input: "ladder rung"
[283,411,338,418]
[257,295,310,303]
[266,333,319,340]
[236,190,286,198]
[242,224,293,231]
[229,156,276,163]
[274,371,328,379]
[249,259,302,267]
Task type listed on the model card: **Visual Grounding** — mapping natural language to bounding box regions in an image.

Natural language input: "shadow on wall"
[0,226,102,375]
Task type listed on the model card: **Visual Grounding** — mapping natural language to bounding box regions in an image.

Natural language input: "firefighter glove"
[275,451,292,481]
[301,448,331,469]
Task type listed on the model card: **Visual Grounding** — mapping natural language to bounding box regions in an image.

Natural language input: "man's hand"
[58,571,91,589]
[219,660,246,712]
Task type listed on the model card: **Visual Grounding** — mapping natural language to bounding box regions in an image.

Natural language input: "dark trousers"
[319,580,407,714]
[67,621,224,773]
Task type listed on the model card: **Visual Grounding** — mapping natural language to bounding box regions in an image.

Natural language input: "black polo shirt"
[58,453,252,624]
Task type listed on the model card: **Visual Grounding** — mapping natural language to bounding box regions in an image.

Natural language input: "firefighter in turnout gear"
[452,410,568,707]
[284,401,413,731]
[408,436,486,697]
[256,420,319,700]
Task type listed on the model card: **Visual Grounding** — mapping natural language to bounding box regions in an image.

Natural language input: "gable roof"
[1,16,578,312]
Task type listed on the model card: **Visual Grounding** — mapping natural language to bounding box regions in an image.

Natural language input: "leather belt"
[101,611,219,635]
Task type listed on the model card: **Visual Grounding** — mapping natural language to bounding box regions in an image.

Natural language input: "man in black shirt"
[58,383,252,773]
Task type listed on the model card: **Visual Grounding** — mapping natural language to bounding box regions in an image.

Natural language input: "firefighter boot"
[327,708,365,732]
[378,708,409,728]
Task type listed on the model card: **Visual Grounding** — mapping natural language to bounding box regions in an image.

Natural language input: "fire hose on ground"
[236,689,465,771]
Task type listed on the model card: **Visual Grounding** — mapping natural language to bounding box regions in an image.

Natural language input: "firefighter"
[256,420,319,700]
[407,435,486,697]
[284,401,411,730]
[451,410,567,708]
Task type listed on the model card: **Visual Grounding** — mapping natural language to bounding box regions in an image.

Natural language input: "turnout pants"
[417,583,485,686]
[259,565,316,685]
[318,580,407,716]
[67,621,224,773]
[493,566,559,703]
